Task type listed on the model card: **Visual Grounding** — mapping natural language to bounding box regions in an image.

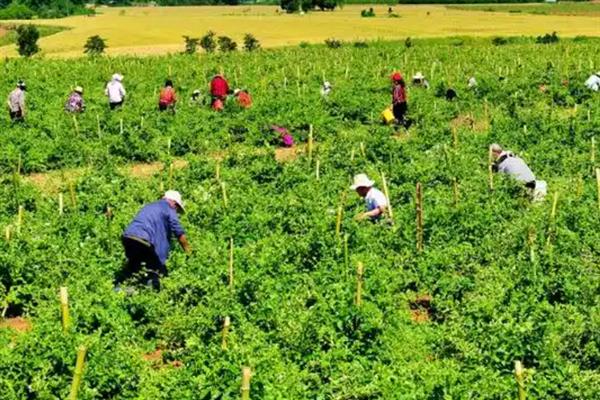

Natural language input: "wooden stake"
[69,182,77,208]
[307,125,314,164]
[416,183,424,253]
[228,238,234,289]
[550,191,559,222]
[68,345,87,400]
[359,142,366,158]
[596,168,600,211]
[488,146,495,190]
[355,262,364,307]
[221,316,231,350]
[592,137,596,167]
[72,115,79,135]
[5,225,11,242]
[514,361,526,400]
[59,193,64,216]
[344,234,349,278]
[380,172,394,221]
[216,162,221,181]
[168,163,174,190]
[335,205,343,239]
[60,286,70,333]
[315,159,320,180]
[119,118,124,135]
[17,205,24,232]
[241,367,251,400]
[221,181,228,208]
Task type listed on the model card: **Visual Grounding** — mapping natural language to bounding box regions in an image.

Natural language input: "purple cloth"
[123,200,185,265]
[271,125,294,147]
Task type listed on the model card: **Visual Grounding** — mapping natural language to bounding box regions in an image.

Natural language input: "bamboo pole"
[335,205,343,239]
[488,146,495,190]
[59,193,64,216]
[355,262,364,307]
[550,191,559,222]
[221,181,228,208]
[5,225,11,242]
[228,238,234,289]
[359,142,366,158]
[16,205,24,233]
[221,316,231,350]
[69,182,77,208]
[216,162,221,182]
[344,234,349,279]
[68,345,87,400]
[241,367,251,400]
[592,137,596,168]
[416,183,424,253]
[60,286,70,332]
[72,115,79,135]
[168,162,174,190]
[315,159,320,181]
[119,118,124,135]
[514,361,526,400]
[380,172,394,221]
[307,125,314,165]
[596,168,600,211]
[528,227,536,265]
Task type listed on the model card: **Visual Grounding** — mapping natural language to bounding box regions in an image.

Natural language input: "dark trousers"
[109,101,123,110]
[115,236,167,290]
[9,110,23,122]
[393,102,411,128]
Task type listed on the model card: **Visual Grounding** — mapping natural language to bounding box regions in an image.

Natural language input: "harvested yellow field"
[1,5,599,58]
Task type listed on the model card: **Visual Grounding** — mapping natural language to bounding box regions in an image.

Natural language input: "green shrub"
[361,8,376,17]
[536,31,559,44]
[16,24,39,57]
[84,35,107,57]
[243,33,261,52]
[218,35,237,52]
[0,3,34,20]
[200,31,217,53]
[324,38,342,49]
[182,36,200,55]
[492,36,508,46]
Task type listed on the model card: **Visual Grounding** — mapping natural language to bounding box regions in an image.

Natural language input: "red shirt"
[392,84,406,104]
[210,76,229,98]
[237,91,252,108]
[159,87,177,106]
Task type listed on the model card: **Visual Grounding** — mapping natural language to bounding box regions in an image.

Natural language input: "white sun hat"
[233,88,241,95]
[324,81,332,88]
[413,72,425,80]
[112,73,123,82]
[74,86,83,93]
[350,174,375,190]
[164,190,185,212]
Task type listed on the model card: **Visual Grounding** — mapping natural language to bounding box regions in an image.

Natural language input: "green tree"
[218,36,237,52]
[16,24,39,57]
[200,31,217,53]
[84,35,107,56]
[243,34,260,52]
[182,35,200,55]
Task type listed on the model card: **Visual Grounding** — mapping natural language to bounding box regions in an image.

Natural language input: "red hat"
[391,72,403,82]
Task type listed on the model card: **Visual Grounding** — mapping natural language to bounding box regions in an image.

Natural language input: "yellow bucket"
[381,107,394,124]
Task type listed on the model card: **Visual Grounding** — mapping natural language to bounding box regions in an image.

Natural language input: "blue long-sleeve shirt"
[123,200,185,265]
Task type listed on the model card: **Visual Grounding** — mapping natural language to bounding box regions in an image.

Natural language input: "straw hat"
[350,174,375,190]
[413,72,425,80]
[74,86,83,94]
[164,190,185,212]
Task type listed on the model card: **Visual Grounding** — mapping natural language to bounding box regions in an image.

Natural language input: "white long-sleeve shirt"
[105,81,126,103]
[584,74,600,91]
[495,151,535,184]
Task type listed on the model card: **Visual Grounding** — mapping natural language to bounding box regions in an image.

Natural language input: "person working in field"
[585,72,600,91]
[158,79,177,111]
[65,86,85,113]
[233,89,252,109]
[320,81,332,97]
[105,73,126,110]
[412,72,430,89]
[7,81,26,122]
[210,73,230,111]
[491,143,547,201]
[114,190,191,291]
[190,89,203,106]
[351,174,389,222]
[391,72,410,128]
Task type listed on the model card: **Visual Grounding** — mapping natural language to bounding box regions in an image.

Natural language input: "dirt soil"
[409,294,432,323]
[142,349,183,368]
[0,317,32,333]
[450,113,489,133]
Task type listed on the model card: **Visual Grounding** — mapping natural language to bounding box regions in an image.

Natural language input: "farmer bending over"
[491,143,547,201]
[210,73,230,111]
[65,86,85,113]
[351,174,388,222]
[159,79,177,111]
[585,71,600,91]
[233,89,252,109]
[7,81,26,122]
[105,73,126,110]
[412,72,430,89]
[115,190,191,291]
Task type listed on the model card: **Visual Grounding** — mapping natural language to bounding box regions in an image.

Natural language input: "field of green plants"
[1,37,599,399]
